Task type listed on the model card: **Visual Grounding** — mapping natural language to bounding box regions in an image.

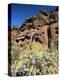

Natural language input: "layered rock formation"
[10,7,58,48]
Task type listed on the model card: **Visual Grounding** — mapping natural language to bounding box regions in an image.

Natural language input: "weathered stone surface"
[49,7,58,23]
[10,7,58,48]
[16,25,48,47]
[49,22,58,47]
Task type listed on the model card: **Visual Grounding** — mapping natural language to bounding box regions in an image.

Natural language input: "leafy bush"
[8,42,58,76]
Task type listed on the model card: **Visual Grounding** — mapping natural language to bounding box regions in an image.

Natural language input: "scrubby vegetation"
[8,42,58,76]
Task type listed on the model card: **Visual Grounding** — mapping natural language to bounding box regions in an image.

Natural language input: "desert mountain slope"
[9,7,58,48]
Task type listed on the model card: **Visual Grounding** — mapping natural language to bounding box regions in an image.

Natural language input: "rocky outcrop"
[11,7,58,48]
[16,25,48,47]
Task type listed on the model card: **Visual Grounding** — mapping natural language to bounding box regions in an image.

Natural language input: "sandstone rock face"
[10,7,58,48]
[49,22,58,47]
[16,25,48,47]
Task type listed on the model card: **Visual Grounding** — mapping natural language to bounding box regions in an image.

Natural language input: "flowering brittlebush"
[9,42,58,76]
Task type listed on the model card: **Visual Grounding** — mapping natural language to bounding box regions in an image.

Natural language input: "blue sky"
[8,3,57,27]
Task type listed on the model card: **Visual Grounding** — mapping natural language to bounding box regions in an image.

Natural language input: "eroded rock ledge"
[9,7,58,48]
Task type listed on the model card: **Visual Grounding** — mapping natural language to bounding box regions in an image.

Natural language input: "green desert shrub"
[9,42,58,76]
